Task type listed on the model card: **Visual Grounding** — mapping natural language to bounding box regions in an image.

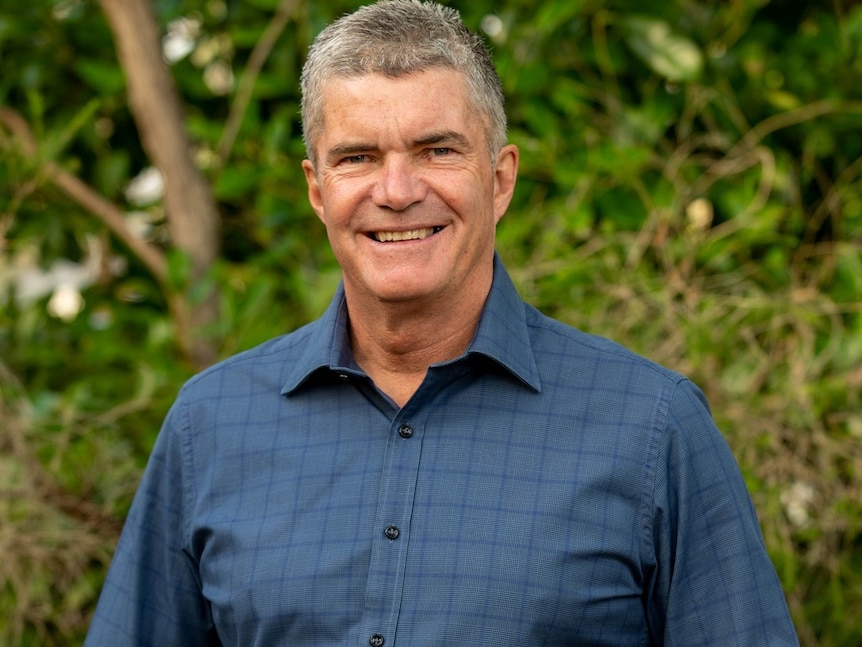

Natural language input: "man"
[85,1,799,645]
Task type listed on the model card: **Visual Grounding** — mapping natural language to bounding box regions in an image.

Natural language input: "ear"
[493,144,519,223]
[302,159,326,223]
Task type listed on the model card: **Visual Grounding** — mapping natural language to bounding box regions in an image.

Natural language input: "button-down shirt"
[85,256,798,646]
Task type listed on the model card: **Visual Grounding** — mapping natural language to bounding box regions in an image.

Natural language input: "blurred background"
[1,0,860,644]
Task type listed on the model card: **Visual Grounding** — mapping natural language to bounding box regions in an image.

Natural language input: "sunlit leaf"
[621,16,703,82]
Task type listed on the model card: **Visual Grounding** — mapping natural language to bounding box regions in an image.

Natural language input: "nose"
[371,154,426,211]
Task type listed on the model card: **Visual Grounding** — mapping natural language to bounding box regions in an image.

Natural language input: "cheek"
[321,178,368,223]
[313,190,343,229]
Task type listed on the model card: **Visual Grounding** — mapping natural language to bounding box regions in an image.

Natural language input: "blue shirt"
[85,256,798,646]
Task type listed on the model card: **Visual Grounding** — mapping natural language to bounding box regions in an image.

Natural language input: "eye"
[344,154,369,164]
[431,147,452,156]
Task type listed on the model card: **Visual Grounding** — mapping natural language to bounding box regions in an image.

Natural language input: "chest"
[188,380,653,646]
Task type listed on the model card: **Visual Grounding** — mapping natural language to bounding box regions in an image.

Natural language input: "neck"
[345,285,489,407]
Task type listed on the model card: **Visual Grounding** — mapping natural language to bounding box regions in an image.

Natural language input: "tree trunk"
[99,0,220,368]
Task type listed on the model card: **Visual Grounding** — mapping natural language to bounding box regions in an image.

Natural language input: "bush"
[0,0,860,644]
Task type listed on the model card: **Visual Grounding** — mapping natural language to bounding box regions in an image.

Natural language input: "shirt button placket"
[362,416,423,646]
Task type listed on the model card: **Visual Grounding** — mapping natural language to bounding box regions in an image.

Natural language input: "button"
[398,424,413,438]
[369,634,384,647]
[384,526,400,540]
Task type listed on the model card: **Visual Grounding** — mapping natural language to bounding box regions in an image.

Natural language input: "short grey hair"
[300,0,507,166]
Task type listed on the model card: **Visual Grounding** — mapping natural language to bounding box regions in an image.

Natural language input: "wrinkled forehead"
[315,68,484,130]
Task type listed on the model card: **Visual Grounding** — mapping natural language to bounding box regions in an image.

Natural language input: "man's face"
[302,68,518,309]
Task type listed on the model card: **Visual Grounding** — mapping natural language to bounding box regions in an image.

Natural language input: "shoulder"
[522,302,688,390]
[520,303,719,453]
[178,318,321,403]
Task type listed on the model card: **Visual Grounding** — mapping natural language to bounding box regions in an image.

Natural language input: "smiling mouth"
[371,226,443,242]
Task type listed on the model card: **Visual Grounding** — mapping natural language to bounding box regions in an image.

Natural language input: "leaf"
[94,150,132,199]
[533,0,586,33]
[215,165,264,200]
[766,89,801,111]
[166,248,192,291]
[621,16,703,82]
[73,57,125,95]
[41,98,101,161]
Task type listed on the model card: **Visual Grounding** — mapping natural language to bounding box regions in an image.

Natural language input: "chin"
[373,287,436,304]
[364,278,442,305]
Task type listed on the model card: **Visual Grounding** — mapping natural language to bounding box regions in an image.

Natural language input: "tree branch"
[216,0,303,167]
[0,106,168,285]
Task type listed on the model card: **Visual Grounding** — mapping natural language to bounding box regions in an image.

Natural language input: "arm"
[644,379,799,646]
[85,398,220,646]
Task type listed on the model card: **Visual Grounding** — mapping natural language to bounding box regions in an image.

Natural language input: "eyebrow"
[325,143,375,166]
[324,130,472,165]
[412,130,470,149]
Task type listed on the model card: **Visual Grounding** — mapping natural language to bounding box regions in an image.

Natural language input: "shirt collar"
[281,253,541,395]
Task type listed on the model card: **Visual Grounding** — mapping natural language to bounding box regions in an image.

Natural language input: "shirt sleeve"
[84,396,220,646]
[644,378,799,646]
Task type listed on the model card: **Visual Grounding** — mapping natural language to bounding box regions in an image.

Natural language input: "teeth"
[374,227,437,242]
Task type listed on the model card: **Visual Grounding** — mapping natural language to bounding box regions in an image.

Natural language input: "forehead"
[316,69,484,143]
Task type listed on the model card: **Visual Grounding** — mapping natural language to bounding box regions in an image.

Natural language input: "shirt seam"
[638,377,680,645]
[525,315,689,386]
[177,396,197,558]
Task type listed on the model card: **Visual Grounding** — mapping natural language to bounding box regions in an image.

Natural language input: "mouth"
[369,226,443,242]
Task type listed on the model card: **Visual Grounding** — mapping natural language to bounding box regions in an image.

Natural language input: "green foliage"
[1,0,860,645]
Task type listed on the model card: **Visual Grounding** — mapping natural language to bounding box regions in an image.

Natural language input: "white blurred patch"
[48,283,85,321]
[780,481,817,528]
[686,198,713,231]
[125,167,164,206]
[203,60,235,96]
[1,237,124,323]
[163,17,202,64]
[481,14,506,43]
